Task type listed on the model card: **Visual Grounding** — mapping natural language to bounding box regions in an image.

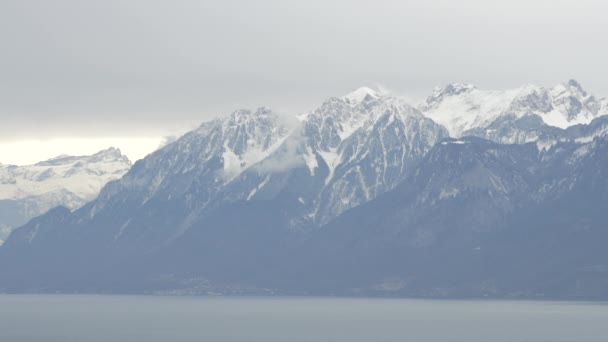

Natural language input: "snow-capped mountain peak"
[427,82,476,104]
[0,148,132,243]
[342,86,380,105]
[421,80,607,138]
[547,79,602,123]
[219,107,292,178]
[90,106,294,216]
[290,90,449,224]
[296,89,425,159]
[0,148,132,201]
[93,146,126,159]
[565,79,586,96]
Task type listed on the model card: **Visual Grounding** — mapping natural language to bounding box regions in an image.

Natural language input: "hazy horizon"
[1,78,605,165]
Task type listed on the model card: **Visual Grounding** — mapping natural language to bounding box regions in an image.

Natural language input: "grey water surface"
[0,295,607,342]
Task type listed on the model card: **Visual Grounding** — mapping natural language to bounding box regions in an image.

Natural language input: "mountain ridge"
[1,81,607,297]
[0,147,132,244]
[420,79,607,140]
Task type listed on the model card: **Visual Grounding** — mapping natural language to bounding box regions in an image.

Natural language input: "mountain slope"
[272,135,608,297]
[8,134,603,297]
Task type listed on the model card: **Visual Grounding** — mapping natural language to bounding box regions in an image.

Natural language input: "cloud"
[158,135,179,149]
[253,124,307,174]
[1,0,607,143]
[374,83,393,97]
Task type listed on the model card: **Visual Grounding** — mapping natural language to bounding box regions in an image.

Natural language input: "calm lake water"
[0,295,607,342]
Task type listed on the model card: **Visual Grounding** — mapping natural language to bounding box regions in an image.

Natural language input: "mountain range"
[0,148,131,244]
[1,80,607,298]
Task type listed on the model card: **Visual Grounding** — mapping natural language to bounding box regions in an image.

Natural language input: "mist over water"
[1,295,607,342]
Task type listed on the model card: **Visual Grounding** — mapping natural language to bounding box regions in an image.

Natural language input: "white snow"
[575,126,608,144]
[342,87,379,104]
[572,144,592,159]
[303,146,319,176]
[246,175,270,201]
[537,109,584,129]
[221,127,291,180]
[439,188,460,200]
[114,218,132,241]
[536,139,558,152]
[27,223,40,243]
[441,140,467,145]
[318,150,340,185]
[422,81,608,137]
[424,86,540,137]
[222,146,242,178]
[336,112,369,141]
[0,148,131,208]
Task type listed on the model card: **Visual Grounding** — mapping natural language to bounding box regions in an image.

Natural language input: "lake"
[0,295,607,341]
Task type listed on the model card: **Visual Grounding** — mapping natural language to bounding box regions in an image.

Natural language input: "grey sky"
[1,0,607,142]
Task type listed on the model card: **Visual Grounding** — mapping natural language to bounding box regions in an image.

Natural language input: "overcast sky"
[1,0,607,164]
